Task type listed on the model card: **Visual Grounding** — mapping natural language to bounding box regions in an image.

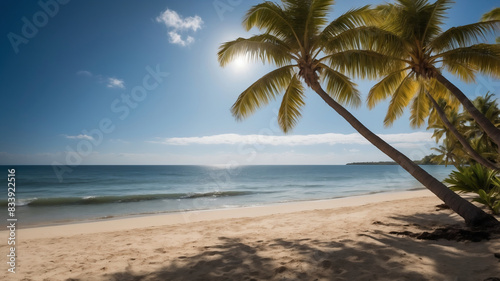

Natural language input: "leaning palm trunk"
[425,91,500,171]
[310,80,498,228]
[436,74,500,150]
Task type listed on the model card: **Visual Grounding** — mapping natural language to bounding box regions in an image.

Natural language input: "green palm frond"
[319,63,361,108]
[430,21,500,52]
[481,8,500,21]
[384,73,418,127]
[409,86,430,128]
[218,35,296,67]
[323,26,406,56]
[304,0,333,47]
[367,68,409,109]
[376,0,443,40]
[231,66,294,120]
[420,0,453,43]
[438,44,500,79]
[278,74,305,133]
[320,5,377,40]
[443,59,477,83]
[243,2,302,50]
[323,50,398,80]
[426,79,458,107]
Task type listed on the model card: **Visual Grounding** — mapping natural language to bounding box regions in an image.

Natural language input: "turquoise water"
[0,165,454,226]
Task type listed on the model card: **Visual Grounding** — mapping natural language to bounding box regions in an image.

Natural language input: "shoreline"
[12,187,426,229]
[10,189,431,240]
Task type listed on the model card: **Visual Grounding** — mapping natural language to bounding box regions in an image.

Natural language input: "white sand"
[1,189,499,280]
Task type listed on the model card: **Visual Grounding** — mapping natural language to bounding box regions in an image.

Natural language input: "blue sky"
[0,0,498,166]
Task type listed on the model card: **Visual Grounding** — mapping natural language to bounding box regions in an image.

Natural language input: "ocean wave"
[1,191,254,207]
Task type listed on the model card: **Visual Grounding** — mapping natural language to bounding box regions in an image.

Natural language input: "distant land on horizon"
[346,154,442,166]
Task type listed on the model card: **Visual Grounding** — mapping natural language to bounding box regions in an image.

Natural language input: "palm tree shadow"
[65,235,462,281]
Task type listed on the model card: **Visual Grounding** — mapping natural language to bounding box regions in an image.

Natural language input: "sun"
[232,54,249,71]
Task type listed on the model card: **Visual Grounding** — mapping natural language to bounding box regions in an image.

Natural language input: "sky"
[0,0,498,166]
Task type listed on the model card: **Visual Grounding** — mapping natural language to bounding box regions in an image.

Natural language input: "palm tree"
[426,91,499,170]
[463,93,500,160]
[218,0,498,227]
[366,0,500,150]
[431,142,463,168]
[482,7,500,43]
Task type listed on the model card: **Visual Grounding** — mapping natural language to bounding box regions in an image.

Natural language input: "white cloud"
[168,31,194,46]
[76,70,92,77]
[149,132,434,147]
[156,8,203,46]
[64,134,94,141]
[156,9,203,31]
[107,78,125,89]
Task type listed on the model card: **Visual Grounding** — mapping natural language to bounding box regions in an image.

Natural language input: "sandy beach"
[1,189,499,280]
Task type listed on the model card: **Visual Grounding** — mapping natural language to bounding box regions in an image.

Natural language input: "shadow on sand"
[66,212,500,281]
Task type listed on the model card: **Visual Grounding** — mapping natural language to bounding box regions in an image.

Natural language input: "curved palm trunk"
[436,74,500,149]
[426,91,500,171]
[310,81,498,228]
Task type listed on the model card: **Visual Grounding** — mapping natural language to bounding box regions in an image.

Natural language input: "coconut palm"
[366,0,500,150]
[463,93,500,160]
[426,92,499,170]
[218,0,498,227]
[431,142,463,168]
[482,7,500,43]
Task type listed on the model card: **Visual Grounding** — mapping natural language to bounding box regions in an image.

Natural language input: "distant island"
[347,155,440,165]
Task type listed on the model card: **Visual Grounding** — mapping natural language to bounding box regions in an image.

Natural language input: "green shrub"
[444,164,500,214]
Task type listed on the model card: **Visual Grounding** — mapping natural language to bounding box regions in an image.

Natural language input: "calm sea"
[0,165,454,227]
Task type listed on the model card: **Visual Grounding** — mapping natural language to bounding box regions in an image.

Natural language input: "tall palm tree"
[218,0,498,227]
[482,7,500,43]
[366,0,500,149]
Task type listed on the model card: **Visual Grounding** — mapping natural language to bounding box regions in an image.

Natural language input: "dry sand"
[1,190,499,280]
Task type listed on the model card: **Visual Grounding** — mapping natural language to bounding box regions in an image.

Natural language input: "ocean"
[1,165,454,227]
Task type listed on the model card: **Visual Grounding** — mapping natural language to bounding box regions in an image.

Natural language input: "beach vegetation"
[445,164,500,214]
[431,93,500,215]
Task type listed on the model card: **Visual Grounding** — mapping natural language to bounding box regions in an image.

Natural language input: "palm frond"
[376,0,440,40]
[322,26,406,56]
[278,74,306,133]
[323,50,400,80]
[231,66,294,120]
[367,68,409,109]
[218,35,295,67]
[443,59,477,83]
[420,0,453,43]
[243,2,302,50]
[319,5,377,41]
[481,8,500,21]
[319,63,361,108]
[438,44,500,79]
[430,21,500,52]
[384,73,418,127]
[409,86,430,128]
[304,0,333,48]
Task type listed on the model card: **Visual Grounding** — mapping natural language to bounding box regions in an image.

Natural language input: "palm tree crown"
[365,0,500,129]
[218,0,381,132]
